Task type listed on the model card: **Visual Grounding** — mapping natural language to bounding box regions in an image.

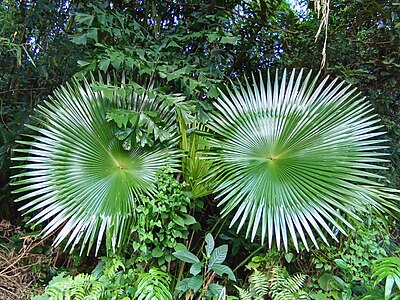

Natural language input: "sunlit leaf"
[208,69,399,251]
[12,77,180,255]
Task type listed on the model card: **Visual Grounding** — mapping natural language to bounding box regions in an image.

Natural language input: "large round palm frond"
[208,69,398,251]
[12,78,180,255]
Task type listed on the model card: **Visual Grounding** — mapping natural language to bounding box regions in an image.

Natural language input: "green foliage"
[180,122,215,199]
[33,256,172,300]
[130,166,197,266]
[31,273,105,300]
[235,266,309,300]
[98,81,194,149]
[173,233,236,299]
[269,267,309,300]
[1,2,400,300]
[0,36,35,67]
[236,269,269,299]
[134,268,173,300]
[370,256,400,300]
[0,107,33,208]
[11,77,181,255]
[208,68,399,251]
[92,256,136,299]
[298,216,399,300]
[0,0,83,215]
[70,4,235,100]
[310,216,393,288]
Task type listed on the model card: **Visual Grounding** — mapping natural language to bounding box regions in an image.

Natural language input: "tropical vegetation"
[0,0,399,299]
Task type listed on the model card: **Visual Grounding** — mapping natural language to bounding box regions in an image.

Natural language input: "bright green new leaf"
[173,250,200,264]
[372,256,400,299]
[186,275,203,292]
[209,245,228,267]
[334,259,348,271]
[175,275,203,292]
[190,262,203,276]
[135,268,173,300]
[205,233,215,257]
[211,264,236,282]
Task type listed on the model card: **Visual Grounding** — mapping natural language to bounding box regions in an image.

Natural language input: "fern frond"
[248,269,270,297]
[235,285,253,300]
[269,266,309,300]
[235,266,309,300]
[134,268,173,300]
[372,256,400,298]
[285,273,307,294]
[34,272,105,300]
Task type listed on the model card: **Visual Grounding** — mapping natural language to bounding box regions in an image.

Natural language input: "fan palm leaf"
[12,77,180,255]
[208,69,398,251]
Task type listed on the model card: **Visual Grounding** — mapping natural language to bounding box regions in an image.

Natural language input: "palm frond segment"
[12,78,180,255]
[208,69,398,251]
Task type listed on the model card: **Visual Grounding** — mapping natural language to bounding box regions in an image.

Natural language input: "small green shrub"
[235,266,308,300]
[32,256,173,300]
[366,256,400,300]
[130,166,197,267]
[173,233,236,299]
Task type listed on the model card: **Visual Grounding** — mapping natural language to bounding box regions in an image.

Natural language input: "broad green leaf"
[207,86,220,99]
[71,34,87,45]
[167,66,187,81]
[75,13,94,26]
[220,36,239,44]
[189,79,198,91]
[106,110,129,127]
[319,273,346,292]
[183,214,197,225]
[173,215,185,227]
[175,278,191,292]
[284,253,295,263]
[166,41,181,48]
[217,287,227,300]
[103,88,113,100]
[384,275,395,299]
[98,58,110,72]
[312,291,328,300]
[128,112,139,126]
[334,259,348,270]
[211,264,236,281]
[116,88,126,99]
[87,28,98,43]
[174,243,188,252]
[187,275,203,291]
[190,262,203,276]
[173,250,200,264]
[205,233,215,256]
[331,276,347,290]
[151,247,163,258]
[125,57,135,69]
[207,33,219,42]
[115,128,133,141]
[318,273,333,291]
[77,60,91,67]
[209,245,228,267]
[176,275,203,292]
[208,284,224,297]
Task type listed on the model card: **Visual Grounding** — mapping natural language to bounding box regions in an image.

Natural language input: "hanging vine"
[314,0,331,70]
